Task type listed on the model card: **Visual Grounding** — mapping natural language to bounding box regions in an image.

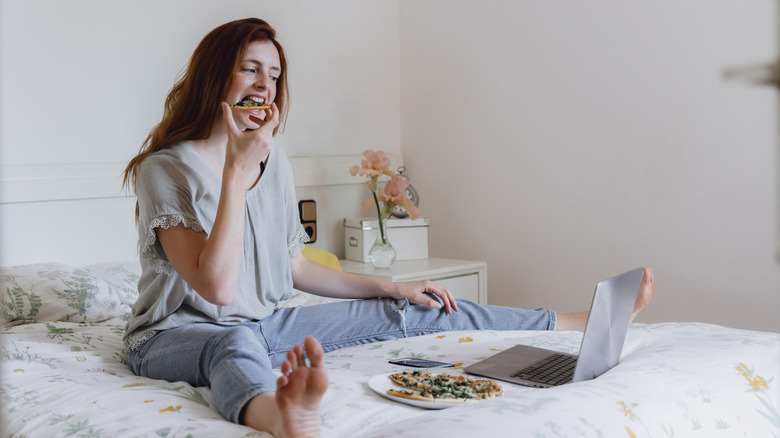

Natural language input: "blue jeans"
[128,297,555,423]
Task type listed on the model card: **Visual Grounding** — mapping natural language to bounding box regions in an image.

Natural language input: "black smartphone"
[388,358,455,368]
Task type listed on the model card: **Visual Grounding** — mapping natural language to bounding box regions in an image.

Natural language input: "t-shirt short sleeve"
[135,152,207,274]
[280,154,309,260]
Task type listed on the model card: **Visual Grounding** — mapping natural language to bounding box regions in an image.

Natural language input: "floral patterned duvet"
[1,263,779,437]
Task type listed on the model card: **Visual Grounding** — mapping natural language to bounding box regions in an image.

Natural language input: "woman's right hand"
[220,102,280,175]
[156,103,281,307]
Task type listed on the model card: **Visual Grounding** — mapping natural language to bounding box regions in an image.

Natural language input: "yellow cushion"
[301,247,342,271]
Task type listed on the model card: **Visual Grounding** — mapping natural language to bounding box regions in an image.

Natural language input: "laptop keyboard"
[510,353,576,386]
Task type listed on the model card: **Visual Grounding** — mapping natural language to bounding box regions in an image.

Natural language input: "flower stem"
[371,190,386,244]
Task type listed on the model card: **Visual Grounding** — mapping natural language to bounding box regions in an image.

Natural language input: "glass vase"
[368,218,396,269]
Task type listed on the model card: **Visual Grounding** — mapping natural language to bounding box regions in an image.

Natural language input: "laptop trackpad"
[465,345,562,381]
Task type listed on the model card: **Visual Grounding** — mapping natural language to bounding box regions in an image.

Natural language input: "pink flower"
[350,149,421,222]
[401,201,420,220]
[351,150,394,178]
[381,175,410,201]
[378,175,420,220]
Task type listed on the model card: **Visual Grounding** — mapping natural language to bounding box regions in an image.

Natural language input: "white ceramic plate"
[368,373,489,410]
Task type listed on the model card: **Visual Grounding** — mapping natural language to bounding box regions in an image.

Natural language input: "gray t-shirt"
[124,141,308,350]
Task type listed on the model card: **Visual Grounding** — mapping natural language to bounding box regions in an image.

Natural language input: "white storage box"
[344,217,429,262]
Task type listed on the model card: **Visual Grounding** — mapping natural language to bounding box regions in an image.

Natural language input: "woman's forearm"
[290,256,458,314]
[193,170,248,305]
[291,256,395,300]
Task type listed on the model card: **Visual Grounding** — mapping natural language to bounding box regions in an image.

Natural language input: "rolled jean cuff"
[232,383,274,425]
[543,308,557,331]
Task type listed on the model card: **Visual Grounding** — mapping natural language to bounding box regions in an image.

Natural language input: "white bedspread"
[2,317,778,437]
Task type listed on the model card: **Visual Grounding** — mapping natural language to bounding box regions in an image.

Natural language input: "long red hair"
[123,18,289,198]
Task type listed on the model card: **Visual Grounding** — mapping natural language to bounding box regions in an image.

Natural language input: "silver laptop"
[464,267,643,388]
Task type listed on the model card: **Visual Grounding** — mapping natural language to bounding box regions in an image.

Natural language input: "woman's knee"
[213,324,258,347]
[205,325,265,366]
[131,324,221,383]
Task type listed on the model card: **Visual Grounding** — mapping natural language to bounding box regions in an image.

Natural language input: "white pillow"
[0,262,140,326]
[83,262,141,307]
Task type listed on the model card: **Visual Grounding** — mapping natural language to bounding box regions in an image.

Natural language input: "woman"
[123,18,654,438]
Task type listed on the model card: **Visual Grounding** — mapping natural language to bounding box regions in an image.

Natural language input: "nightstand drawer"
[339,258,487,304]
[435,273,479,302]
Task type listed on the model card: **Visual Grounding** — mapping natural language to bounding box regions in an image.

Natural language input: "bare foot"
[630,267,655,322]
[556,267,655,331]
[274,336,328,438]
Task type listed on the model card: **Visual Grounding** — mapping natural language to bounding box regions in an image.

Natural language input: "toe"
[304,336,325,367]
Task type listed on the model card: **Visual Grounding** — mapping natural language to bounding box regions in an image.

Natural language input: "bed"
[1,261,778,437]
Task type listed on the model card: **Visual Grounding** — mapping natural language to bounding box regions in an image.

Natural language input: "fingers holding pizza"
[221,101,279,173]
[224,98,279,130]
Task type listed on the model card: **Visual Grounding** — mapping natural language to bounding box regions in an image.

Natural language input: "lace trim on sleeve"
[143,213,205,275]
[288,226,310,260]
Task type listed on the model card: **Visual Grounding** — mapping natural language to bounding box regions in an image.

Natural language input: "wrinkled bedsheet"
[2,318,778,437]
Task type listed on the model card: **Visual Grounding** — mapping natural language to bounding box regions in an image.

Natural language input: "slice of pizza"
[230,96,272,110]
[386,371,502,403]
[385,388,481,404]
[388,371,434,392]
[386,388,434,402]
[428,374,503,400]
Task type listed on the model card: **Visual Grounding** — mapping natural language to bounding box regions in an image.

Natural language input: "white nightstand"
[339,258,487,304]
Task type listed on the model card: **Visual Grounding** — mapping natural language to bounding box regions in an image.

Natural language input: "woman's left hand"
[394,280,459,315]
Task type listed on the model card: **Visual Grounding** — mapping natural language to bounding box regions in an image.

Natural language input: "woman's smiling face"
[225,39,281,131]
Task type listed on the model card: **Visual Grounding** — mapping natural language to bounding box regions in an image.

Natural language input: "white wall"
[0,0,401,264]
[399,0,780,332]
[0,0,400,164]
[2,0,778,332]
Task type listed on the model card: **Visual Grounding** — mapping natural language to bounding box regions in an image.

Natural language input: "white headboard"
[0,153,402,266]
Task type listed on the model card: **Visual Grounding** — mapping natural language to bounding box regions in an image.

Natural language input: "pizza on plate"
[386,371,503,403]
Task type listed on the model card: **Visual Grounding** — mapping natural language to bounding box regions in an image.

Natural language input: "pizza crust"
[386,389,433,402]
[230,104,272,110]
[386,389,482,404]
